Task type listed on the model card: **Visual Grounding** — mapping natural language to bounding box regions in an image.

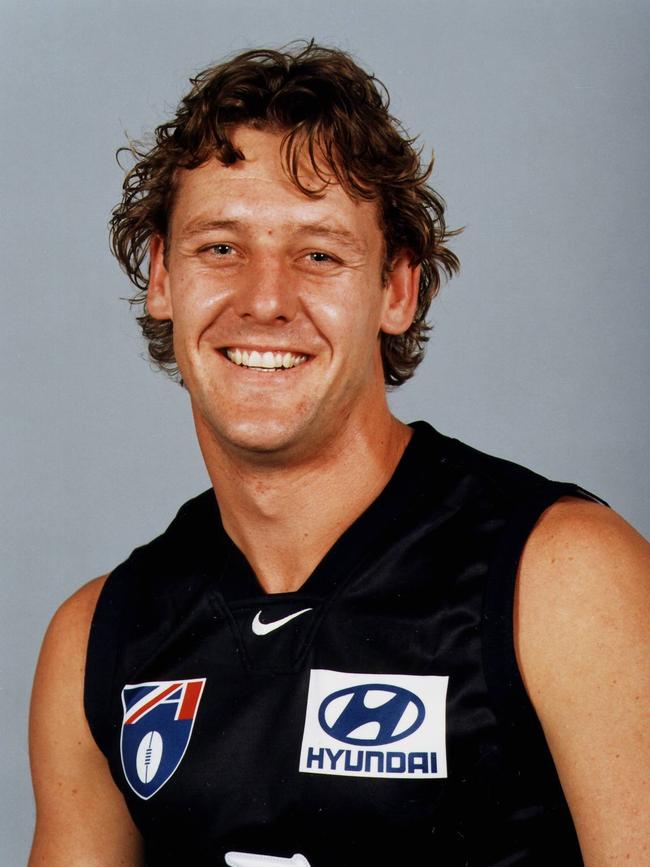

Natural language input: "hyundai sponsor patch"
[120,678,206,799]
[299,670,448,780]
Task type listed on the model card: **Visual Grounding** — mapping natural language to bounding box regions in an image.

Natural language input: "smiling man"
[29,44,648,866]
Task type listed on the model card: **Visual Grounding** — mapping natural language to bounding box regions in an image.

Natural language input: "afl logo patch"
[120,678,206,799]
[299,670,448,779]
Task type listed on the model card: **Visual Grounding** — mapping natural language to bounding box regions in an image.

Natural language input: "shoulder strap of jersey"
[481,480,607,779]
[83,489,219,755]
[84,557,134,755]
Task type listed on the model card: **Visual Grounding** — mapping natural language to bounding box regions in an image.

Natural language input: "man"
[29,43,648,866]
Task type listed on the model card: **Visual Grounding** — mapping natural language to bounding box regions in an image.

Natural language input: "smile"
[224,348,309,371]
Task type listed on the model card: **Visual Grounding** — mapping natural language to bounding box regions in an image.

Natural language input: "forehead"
[169,127,382,242]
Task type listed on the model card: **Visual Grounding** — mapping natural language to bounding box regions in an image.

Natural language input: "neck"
[195,408,412,593]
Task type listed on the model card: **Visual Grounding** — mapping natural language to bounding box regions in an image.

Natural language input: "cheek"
[169,274,232,336]
[304,282,382,345]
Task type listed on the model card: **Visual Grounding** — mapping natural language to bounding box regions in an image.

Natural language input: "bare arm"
[516,499,650,865]
[29,576,144,866]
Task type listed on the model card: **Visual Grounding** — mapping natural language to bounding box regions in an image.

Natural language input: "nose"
[232,256,297,324]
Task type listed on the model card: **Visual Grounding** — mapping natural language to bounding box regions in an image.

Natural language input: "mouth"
[221,347,310,372]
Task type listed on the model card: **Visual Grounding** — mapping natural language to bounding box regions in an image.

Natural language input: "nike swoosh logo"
[225,852,311,867]
[251,607,313,636]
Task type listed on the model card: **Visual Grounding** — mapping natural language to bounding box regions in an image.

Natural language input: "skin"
[146,127,420,592]
[29,127,649,865]
[29,574,143,866]
[515,499,649,865]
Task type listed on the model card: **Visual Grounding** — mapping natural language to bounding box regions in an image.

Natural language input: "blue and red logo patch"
[120,678,206,799]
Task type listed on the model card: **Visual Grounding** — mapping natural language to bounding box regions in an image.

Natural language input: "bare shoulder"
[38,574,108,661]
[30,575,108,732]
[29,575,142,865]
[522,495,648,584]
[517,498,649,685]
[515,498,649,865]
[31,574,108,727]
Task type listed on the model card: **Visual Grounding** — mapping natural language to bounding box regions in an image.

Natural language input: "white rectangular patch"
[299,669,448,780]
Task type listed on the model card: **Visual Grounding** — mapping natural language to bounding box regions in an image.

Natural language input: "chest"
[100,520,555,865]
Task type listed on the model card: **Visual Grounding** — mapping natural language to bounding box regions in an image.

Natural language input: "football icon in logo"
[136,730,163,783]
[120,678,205,799]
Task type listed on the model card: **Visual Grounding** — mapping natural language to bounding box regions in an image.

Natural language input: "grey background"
[2,0,648,861]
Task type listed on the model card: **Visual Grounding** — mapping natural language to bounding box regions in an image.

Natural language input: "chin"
[209,414,314,459]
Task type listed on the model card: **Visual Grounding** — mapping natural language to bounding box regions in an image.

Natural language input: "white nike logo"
[225,851,311,866]
[251,607,313,636]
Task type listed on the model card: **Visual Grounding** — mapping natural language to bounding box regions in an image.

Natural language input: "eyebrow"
[290,221,368,253]
[178,219,242,240]
[178,217,368,253]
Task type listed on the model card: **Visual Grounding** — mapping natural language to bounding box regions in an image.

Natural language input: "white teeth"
[225,348,307,370]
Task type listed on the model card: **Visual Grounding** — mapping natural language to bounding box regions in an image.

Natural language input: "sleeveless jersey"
[85,422,603,866]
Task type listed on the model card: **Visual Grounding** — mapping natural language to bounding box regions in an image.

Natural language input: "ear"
[379,251,420,335]
[147,234,173,321]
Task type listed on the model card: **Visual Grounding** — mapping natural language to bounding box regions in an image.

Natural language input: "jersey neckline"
[210,421,445,603]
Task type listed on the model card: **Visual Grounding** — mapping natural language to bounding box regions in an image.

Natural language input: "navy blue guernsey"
[85,422,603,866]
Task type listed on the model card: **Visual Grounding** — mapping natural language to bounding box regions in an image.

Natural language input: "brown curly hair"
[110,41,460,386]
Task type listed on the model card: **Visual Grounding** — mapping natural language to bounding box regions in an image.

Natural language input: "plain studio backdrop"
[1,0,648,860]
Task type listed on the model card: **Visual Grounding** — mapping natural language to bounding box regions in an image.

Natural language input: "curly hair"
[110,41,460,386]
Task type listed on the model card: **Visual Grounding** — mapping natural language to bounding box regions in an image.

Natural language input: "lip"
[218,345,312,356]
[214,347,314,376]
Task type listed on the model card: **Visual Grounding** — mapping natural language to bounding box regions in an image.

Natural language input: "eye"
[307,251,335,264]
[209,243,235,256]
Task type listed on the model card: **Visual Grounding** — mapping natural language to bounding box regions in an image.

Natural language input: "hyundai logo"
[318,684,425,746]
